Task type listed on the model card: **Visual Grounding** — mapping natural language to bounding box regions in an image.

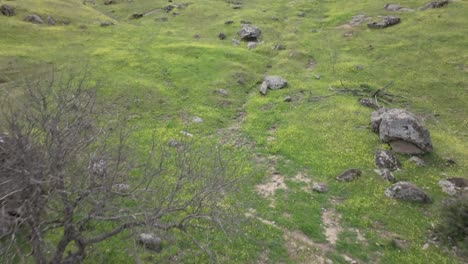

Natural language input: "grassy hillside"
[0,0,467,263]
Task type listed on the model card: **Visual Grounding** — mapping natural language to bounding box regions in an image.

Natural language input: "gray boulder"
[260,76,287,95]
[237,24,261,41]
[385,182,431,203]
[375,150,400,171]
[336,169,362,182]
[371,108,433,154]
[368,16,400,29]
[1,5,15,16]
[438,177,468,196]
[24,14,44,24]
[138,233,162,251]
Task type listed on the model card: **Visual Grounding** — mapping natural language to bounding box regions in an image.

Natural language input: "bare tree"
[0,72,242,263]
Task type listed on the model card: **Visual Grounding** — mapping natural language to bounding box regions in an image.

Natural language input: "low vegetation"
[0,0,467,263]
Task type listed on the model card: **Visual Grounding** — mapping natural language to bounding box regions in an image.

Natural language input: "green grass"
[0,0,467,263]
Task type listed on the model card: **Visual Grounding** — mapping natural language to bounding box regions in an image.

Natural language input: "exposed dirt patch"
[255,173,287,198]
[321,208,342,245]
[246,212,332,263]
[256,250,269,264]
[291,172,312,184]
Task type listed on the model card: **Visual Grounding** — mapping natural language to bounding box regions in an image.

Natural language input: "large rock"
[138,233,162,251]
[371,108,433,154]
[375,150,400,171]
[237,24,261,41]
[24,14,44,24]
[367,16,400,29]
[336,169,362,182]
[385,182,431,203]
[259,76,287,95]
[0,4,15,16]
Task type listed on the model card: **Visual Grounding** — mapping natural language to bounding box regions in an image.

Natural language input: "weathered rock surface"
[312,182,329,193]
[375,150,400,171]
[218,32,226,40]
[24,14,44,24]
[0,4,15,16]
[336,169,362,182]
[138,233,162,251]
[420,0,449,10]
[259,76,287,95]
[359,97,379,109]
[384,4,414,12]
[371,108,433,154]
[409,156,425,166]
[438,178,468,196]
[385,182,431,203]
[237,24,261,41]
[368,16,400,29]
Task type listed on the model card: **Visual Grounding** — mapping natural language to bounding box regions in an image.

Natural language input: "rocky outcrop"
[368,16,400,29]
[371,108,433,154]
[385,182,431,203]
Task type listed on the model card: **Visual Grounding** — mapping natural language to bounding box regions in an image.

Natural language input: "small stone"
[284,96,292,102]
[215,89,228,96]
[232,4,242,9]
[374,169,396,183]
[409,156,425,166]
[114,184,130,192]
[355,65,364,70]
[231,38,240,46]
[336,169,362,182]
[172,12,180,16]
[167,139,180,147]
[312,182,329,193]
[314,75,321,80]
[131,13,144,19]
[180,131,193,137]
[297,12,305,17]
[164,5,175,13]
[224,20,234,25]
[443,158,456,167]
[24,14,44,24]
[218,32,226,40]
[0,5,15,17]
[422,243,430,250]
[104,0,115,5]
[138,233,162,251]
[272,44,286,50]
[247,42,257,49]
[359,98,379,109]
[192,116,203,123]
[100,21,113,27]
[375,150,400,171]
[46,16,56,25]
[271,16,279,21]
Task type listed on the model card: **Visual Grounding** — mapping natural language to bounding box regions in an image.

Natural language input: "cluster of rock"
[345,1,451,30]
